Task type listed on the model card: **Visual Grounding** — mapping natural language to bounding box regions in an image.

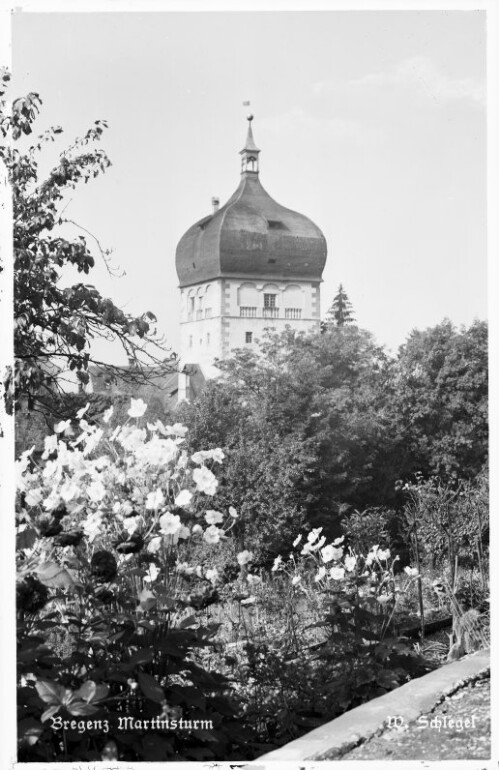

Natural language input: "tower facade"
[175,117,327,367]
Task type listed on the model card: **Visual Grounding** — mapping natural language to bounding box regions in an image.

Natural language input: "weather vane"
[242,100,253,120]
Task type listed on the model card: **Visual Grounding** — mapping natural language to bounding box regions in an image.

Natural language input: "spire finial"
[240,109,260,174]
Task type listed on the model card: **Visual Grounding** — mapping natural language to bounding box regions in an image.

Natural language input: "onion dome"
[176,116,327,288]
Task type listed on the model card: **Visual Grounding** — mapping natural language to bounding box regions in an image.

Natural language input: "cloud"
[348,56,485,106]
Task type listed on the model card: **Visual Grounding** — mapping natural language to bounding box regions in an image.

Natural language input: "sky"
[11,8,487,363]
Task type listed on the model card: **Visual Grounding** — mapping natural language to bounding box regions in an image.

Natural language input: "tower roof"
[175,117,327,288]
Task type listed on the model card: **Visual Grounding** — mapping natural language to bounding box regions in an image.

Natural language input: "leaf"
[138,588,157,611]
[40,705,61,723]
[178,614,197,629]
[18,716,44,745]
[75,680,96,702]
[67,701,99,716]
[128,648,154,667]
[35,679,67,706]
[35,561,74,589]
[137,671,165,704]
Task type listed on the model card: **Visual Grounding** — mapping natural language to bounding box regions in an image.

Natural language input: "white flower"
[293,534,302,547]
[192,524,203,534]
[146,489,165,510]
[42,434,58,459]
[247,574,261,585]
[237,550,254,566]
[174,489,193,508]
[76,403,90,419]
[240,596,256,605]
[54,420,71,434]
[272,555,282,572]
[307,527,323,544]
[60,478,81,503]
[128,398,147,418]
[205,568,219,584]
[193,466,218,495]
[321,544,344,563]
[143,563,160,583]
[147,536,163,553]
[88,479,106,503]
[211,448,225,463]
[292,575,302,586]
[103,406,114,423]
[377,548,391,561]
[344,554,358,572]
[315,566,327,582]
[25,487,43,507]
[377,594,392,605]
[203,525,222,544]
[159,512,181,535]
[82,427,104,457]
[332,536,345,546]
[177,525,190,539]
[229,506,238,518]
[404,566,419,577]
[83,511,103,542]
[205,509,223,525]
[165,423,188,437]
[329,566,345,581]
[123,516,140,535]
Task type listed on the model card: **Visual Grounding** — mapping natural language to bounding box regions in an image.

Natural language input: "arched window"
[283,285,304,319]
[205,284,212,318]
[238,282,258,318]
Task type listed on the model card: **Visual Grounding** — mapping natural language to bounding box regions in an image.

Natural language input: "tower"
[175,116,327,368]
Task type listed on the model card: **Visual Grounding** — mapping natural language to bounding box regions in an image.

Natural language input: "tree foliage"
[0,68,174,417]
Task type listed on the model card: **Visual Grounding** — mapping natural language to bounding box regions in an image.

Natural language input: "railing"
[240,306,257,318]
[262,307,280,318]
[285,308,302,319]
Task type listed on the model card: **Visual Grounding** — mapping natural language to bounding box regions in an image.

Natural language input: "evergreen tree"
[322,284,355,331]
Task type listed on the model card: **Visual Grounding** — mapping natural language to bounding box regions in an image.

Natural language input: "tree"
[322,283,355,331]
[389,319,488,480]
[0,69,174,417]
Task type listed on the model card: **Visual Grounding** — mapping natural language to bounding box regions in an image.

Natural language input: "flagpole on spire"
[240,102,260,174]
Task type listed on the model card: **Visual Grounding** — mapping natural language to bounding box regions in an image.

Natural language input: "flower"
[332,536,345,546]
[146,489,165,510]
[315,566,327,582]
[59,479,81,503]
[25,487,43,507]
[143,563,160,583]
[271,555,282,572]
[159,512,181,536]
[76,403,90,419]
[321,544,344,563]
[205,509,223,525]
[177,525,190,540]
[240,596,256,605]
[377,594,392,605]
[329,566,345,581]
[229,506,238,518]
[103,406,114,423]
[205,568,219,584]
[42,435,58,460]
[237,550,254,566]
[344,554,357,572]
[123,516,140,535]
[377,548,391,561]
[292,534,302,547]
[247,574,261,585]
[147,536,163,553]
[54,420,71,434]
[128,398,147,418]
[88,479,106,503]
[404,566,419,577]
[292,575,302,586]
[307,527,323,544]
[203,525,222,544]
[83,511,104,542]
[192,524,203,534]
[174,489,193,508]
[193,466,218,495]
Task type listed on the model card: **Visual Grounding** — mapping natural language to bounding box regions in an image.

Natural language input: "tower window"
[264,294,276,308]
[245,332,253,344]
